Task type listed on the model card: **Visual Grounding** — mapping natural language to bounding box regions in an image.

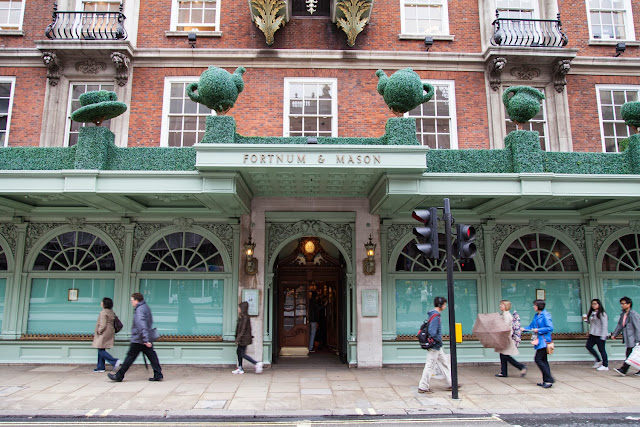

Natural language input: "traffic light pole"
[443,198,459,399]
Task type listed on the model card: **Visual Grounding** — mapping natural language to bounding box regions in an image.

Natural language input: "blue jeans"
[97,348,118,370]
[309,322,318,351]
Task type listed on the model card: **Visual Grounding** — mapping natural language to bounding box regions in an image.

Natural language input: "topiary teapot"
[187,66,246,115]
[621,101,640,131]
[502,86,545,127]
[375,68,434,115]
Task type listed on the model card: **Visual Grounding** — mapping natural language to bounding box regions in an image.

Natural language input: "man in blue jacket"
[523,299,554,388]
[108,293,163,382]
[418,296,454,393]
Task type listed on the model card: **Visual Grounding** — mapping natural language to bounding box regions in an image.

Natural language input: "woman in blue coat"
[523,299,554,388]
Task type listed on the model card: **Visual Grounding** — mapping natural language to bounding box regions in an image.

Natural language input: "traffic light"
[412,208,439,259]
[457,224,477,259]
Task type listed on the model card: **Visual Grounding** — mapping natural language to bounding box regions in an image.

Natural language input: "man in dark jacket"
[611,296,640,376]
[108,293,163,382]
[418,296,453,394]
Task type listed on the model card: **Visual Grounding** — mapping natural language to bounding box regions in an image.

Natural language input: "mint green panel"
[27,278,115,334]
[395,279,478,335]
[0,278,5,331]
[501,279,581,333]
[139,279,224,336]
[603,279,640,332]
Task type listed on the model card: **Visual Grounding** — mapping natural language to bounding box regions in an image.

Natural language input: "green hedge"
[427,149,512,173]
[108,147,197,171]
[0,146,76,170]
[544,151,627,174]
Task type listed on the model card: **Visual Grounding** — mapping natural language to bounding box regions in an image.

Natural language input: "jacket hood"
[239,301,249,315]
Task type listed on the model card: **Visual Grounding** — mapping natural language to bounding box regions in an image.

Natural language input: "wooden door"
[279,283,308,348]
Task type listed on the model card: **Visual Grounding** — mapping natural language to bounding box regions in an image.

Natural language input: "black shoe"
[107,373,122,382]
[537,382,544,387]
[541,382,553,388]
[495,373,507,377]
[149,377,163,381]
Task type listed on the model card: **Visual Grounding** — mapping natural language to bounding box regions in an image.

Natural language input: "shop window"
[32,231,115,271]
[284,78,337,137]
[596,86,639,152]
[171,0,220,32]
[401,0,450,36]
[0,0,24,31]
[161,78,214,147]
[395,233,476,272]
[66,83,115,147]
[407,81,457,149]
[586,0,635,41]
[504,87,548,151]
[0,78,15,147]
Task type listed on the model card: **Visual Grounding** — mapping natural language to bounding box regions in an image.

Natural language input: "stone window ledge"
[398,34,455,41]
[589,39,639,46]
[0,30,24,36]
[165,31,222,38]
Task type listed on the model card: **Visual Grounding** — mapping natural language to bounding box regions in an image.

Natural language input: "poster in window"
[536,289,546,300]
[68,289,78,301]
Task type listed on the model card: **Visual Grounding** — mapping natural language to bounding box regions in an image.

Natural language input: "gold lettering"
[373,155,381,164]
[287,154,294,163]
[336,155,344,164]
[250,154,258,163]
[243,154,249,163]
[297,154,306,163]
[260,154,266,163]
[357,155,362,164]
[363,155,370,164]
[348,155,354,164]
[268,154,274,163]
[277,154,283,163]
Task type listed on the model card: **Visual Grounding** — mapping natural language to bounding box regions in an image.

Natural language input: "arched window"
[500,232,582,334]
[600,232,640,332]
[26,230,117,336]
[393,233,479,337]
[138,231,226,338]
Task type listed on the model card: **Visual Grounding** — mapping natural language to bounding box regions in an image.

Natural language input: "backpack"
[511,310,522,348]
[114,315,123,334]
[417,313,439,350]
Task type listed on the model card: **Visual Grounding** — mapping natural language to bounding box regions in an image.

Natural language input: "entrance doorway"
[273,237,346,364]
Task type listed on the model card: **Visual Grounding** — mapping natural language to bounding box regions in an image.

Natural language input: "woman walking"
[495,300,527,378]
[523,299,554,388]
[91,297,121,372]
[584,298,609,371]
[232,301,263,374]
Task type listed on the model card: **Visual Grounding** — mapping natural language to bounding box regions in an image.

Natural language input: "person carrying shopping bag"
[611,296,640,376]
[522,299,554,388]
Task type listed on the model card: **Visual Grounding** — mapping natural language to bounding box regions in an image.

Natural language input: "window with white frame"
[66,83,115,147]
[407,81,457,149]
[401,0,449,35]
[596,86,639,152]
[79,1,121,36]
[284,78,337,137]
[0,78,15,147]
[496,0,536,19]
[0,0,25,31]
[81,1,120,12]
[161,78,214,147]
[504,87,548,151]
[171,0,220,32]
[587,0,635,40]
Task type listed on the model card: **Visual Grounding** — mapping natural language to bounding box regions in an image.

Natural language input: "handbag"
[625,345,640,369]
[113,315,123,333]
[149,327,160,342]
[546,341,555,355]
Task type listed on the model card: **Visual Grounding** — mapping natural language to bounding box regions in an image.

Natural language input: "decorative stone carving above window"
[335,0,372,47]
[250,0,288,46]
[75,59,107,74]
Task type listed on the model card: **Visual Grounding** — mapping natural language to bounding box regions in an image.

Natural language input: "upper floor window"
[586,0,635,41]
[161,77,214,147]
[407,80,457,149]
[284,78,337,137]
[0,78,15,147]
[81,1,120,12]
[596,85,639,152]
[401,0,450,36]
[496,0,537,19]
[505,86,548,150]
[171,0,220,32]
[292,0,330,16]
[0,0,24,31]
[66,83,115,147]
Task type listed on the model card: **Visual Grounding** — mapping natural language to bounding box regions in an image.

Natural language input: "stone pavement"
[0,360,639,419]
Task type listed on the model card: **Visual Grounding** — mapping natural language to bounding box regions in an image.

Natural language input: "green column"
[2,221,27,339]
[481,220,496,314]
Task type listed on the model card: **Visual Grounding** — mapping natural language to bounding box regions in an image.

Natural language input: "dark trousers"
[115,342,163,380]
[534,348,554,383]
[97,348,118,370]
[237,345,257,368]
[586,334,608,367]
[619,347,634,373]
[500,353,525,376]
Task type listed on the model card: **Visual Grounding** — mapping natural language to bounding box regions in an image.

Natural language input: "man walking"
[418,296,456,393]
[108,293,163,382]
[611,296,640,376]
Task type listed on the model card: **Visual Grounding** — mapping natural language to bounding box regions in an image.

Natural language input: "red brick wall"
[567,74,640,152]
[0,0,54,48]
[0,68,46,147]
[128,67,489,148]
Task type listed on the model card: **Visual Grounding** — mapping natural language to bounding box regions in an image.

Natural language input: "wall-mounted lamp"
[615,42,626,57]
[424,36,434,52]
[188,32,197,48]
[363,234,376,275]
[244,236,257,275]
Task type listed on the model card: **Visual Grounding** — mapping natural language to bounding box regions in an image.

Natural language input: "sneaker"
[634,371,640,376]
[541,382,553,389]
[255,362,263,374]
[114,359,121,370]
[614,368,627,376]
[597,365,609,371]
[93,368,105,373]
[231,368,244,374]
[592,361,602,368]
[309,349,315,353]
[418,388,433,394]
[520,367,527,377]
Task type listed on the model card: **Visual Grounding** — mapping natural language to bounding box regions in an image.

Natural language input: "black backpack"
[114,315,123,333]
[417,313,439,349]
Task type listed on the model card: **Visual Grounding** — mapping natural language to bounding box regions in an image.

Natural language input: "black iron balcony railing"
[45,2,127,40]
[491,11,567,47]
